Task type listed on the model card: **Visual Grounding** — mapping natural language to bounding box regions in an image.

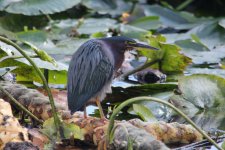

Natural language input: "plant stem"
[0,36,64,139]
[107,96,222,150]
[129,0,138,14]
[119,59,159,79]
[176,0,194,11]
[0,85,43,124]
[0,55,38,63]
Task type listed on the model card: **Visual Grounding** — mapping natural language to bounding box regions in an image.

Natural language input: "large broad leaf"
[15,28,89,56]
[0,39,68,84]
[46,18,117,41]
[0,0,81,16]
[175,39,225,64]
[170,74,225,130]
[14,58,68,84]
[142,4,205,30]
[187,20,225,49]
[129,16,162,30]
[140,35,192,74]
[17,30,47,43]
[82,0,132,16]
[0,14,47,32]
[77,18,117,35]
[219,18,225,29]
[120,24,150,40]
[170,74,225,109]
[186,67,225,78]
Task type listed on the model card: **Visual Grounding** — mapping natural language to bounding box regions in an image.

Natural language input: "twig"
[0,55,38,62]
[119,59,159,79]
[0,85,43,124]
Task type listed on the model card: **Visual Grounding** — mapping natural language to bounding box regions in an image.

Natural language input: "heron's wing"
[67,40,114,113]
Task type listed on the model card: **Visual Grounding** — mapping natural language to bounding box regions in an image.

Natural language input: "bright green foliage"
[41,117,84,140]
[0,0,81,15]
[171,74,225,109]
[63,123,84,140]
[132,103,157,122]
[139,35,192,74]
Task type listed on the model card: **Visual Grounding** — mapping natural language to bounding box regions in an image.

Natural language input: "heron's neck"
[98,40,125,71]
[113,50,125,71]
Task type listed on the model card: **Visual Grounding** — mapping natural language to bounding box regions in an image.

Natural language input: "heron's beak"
[129,42,159,50]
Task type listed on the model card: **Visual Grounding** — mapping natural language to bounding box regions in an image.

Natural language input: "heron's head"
[100,36,158,54]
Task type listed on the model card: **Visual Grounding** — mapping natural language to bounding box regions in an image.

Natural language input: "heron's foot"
[83,113,88,119]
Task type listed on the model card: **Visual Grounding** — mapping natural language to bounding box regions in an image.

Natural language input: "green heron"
[67,36,158,119]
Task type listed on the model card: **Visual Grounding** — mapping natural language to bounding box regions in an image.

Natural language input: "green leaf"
[190,34,208,49]
[41,118,58,139]
[23,41,57,66]
[222,140,225,150]
[91,32,106,38]
[63,123,84,140]
[143,4,204,30]
[171,74,225,109]
[15,67,67,85]
[17,30,47,43]
[82,0,132,15]
[186,68,225,79]
[218,18,225,29]
[187,20,225,49]
[0,0,81,15]
[132,104,157,122]
[41,118,84,141]
[120,24,150,40]
[0,41,23,56]
[130,16,162,30]
[176,39,225,64]
[77,18,117,35]
[140,35,192,74]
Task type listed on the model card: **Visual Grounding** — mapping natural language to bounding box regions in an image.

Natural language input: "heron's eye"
[127,41,136,44]
[125,41,136,47]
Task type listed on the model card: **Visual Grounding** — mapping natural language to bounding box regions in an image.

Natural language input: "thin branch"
[119,59,159,79]
[0,55,38,62]
[0,85,43,124]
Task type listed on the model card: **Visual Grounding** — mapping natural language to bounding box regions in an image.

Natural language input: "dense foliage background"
[1,1,225,147]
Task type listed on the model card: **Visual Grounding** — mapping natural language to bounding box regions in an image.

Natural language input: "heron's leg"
[84,104,87,118]
[96,98,105,119]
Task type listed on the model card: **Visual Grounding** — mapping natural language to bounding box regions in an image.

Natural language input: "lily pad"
[17,30,47,43]
[175,39,225,64]
[187,20,225,49]
[120,24,150,40]
[186,67,225,78]
[82,0,132,16]
[0,0,81,16]
[142,4,204,30]
[129,16,162,30]
[170,74,225,109]
[77,18,117,35]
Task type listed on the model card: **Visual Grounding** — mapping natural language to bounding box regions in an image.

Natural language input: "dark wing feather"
[67,40,114,113]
